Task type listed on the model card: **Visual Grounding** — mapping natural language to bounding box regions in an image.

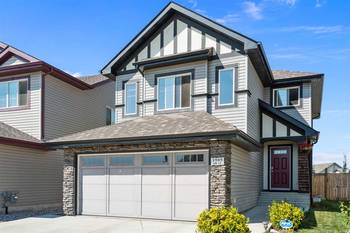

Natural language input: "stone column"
[298,148,311,193]
[209,141,232,207]
[63,150,76,215]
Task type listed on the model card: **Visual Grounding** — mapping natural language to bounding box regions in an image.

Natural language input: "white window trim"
[0,78,28,109]
[218,68,235,106]
[124,82,137,115]
[157,72,192,112]
[105,105,114,125]
[272,86,300,108]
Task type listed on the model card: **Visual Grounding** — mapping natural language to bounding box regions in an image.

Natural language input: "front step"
[258,191,310,211]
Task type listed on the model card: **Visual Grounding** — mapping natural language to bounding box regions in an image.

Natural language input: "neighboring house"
[313,163,343,174]
[0,42,114,214]
[47,2,324,221]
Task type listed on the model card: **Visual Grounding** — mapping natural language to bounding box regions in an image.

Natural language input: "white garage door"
[78,150,208,221]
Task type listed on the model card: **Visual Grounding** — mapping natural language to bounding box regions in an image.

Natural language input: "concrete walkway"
[0,215,196,233]
[244,205,270,233]
[0,213,269,233]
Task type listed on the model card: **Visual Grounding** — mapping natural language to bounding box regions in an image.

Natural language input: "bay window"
[0,79,28,109]
[157,73,190,111]
[273,86,300,107]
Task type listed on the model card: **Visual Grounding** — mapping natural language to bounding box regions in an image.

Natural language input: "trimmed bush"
[268,201,304,230]
[197,207,250,233]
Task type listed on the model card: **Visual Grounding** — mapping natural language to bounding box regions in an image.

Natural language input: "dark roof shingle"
[49,111,238,143]
[0,121,41,143]
[272,70,321,80]
[78,74,109,85]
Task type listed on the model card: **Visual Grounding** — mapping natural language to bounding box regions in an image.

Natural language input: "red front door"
[271,146,291,189]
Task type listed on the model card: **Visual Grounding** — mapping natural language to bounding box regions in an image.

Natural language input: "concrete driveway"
[0,215,197,233]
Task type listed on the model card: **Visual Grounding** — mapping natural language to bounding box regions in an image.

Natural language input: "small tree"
[0,191,18,214]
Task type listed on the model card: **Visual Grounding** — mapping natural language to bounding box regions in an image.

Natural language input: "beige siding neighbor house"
[46,2,324,221]
[0,42,114,214]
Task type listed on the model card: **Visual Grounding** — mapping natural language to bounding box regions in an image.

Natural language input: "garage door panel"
[174,203,207,220]
[81,200,107,215]
[175,167,208,184]
[79,152,208,221]
[109,200,140,217]
[80,168,107,215]
[142,168,171,184]
[109,167,140,217]
[174,166,208,221]
[175,185,208,203]
[142,202,172,219]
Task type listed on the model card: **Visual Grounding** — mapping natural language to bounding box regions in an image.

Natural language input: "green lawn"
[298,200,349,233]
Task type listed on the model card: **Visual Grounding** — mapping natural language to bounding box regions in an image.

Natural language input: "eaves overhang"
[0,137,48,151]
[0,62,93,90]
[259,100,319,140]
[134,48,213,73]
[46,130,261,152]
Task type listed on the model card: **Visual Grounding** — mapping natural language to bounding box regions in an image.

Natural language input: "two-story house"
[48,2,324,221]
[0,42,114,213]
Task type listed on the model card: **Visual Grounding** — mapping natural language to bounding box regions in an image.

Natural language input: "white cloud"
[315,0,326,7]
[280,25,345,34]
[64,70,82,77]
[215,14,240,25]
[270,53,306,59]
[280,0,297,6]
[187,0,198,8]
[243,1,263,20]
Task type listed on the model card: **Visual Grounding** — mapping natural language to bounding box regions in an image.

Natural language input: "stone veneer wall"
[62,140,233,215]
[298,149,311,192]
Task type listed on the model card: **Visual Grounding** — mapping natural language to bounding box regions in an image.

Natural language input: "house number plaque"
[211,157,224,166]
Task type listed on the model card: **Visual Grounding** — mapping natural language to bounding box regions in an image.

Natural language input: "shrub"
[268,201,304,230]
[340,201,350,226]
[197,207,250,233]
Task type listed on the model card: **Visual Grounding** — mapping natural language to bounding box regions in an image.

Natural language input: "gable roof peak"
[101,1,261,75]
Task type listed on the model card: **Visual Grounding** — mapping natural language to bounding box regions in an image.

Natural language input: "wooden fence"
[313,173,350,200]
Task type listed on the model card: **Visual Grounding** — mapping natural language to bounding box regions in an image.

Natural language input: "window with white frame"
[157,73,191,111]
[125,82,137,115]
[273,86,300,108]
[218,68,235,106]
[0,79,28,109]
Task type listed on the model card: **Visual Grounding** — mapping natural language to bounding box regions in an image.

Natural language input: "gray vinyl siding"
[0,144,63,211]
[209,55,248,132]
[247,59,264,141]
[115,60,208,122]
[281,83,312,125]
[265,84,312,125]
[231,144,262,212]
[0,72,42,139]
[44,75,115,140]
[115,72,143,122]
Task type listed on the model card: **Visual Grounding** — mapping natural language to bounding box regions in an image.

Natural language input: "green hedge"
[268,201,304,230]
[197,207,250,233]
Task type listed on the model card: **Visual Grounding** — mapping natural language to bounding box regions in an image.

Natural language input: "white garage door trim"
[77,150,209,221]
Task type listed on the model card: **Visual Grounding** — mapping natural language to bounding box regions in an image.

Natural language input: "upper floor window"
[157,73,191,111]
[273,86,300,108]
[218,68,235,106]
[106,106,115,125]
[0,79,28,109]
[125,82,137,115]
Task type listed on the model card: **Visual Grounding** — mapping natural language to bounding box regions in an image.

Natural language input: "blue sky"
[1,0,349,165]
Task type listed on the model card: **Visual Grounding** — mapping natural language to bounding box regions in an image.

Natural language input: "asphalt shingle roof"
[272,70,321,80]
[78,74,109,85]
[313,163,341,173]
[0,121,41,143]
[49,111,238,143]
